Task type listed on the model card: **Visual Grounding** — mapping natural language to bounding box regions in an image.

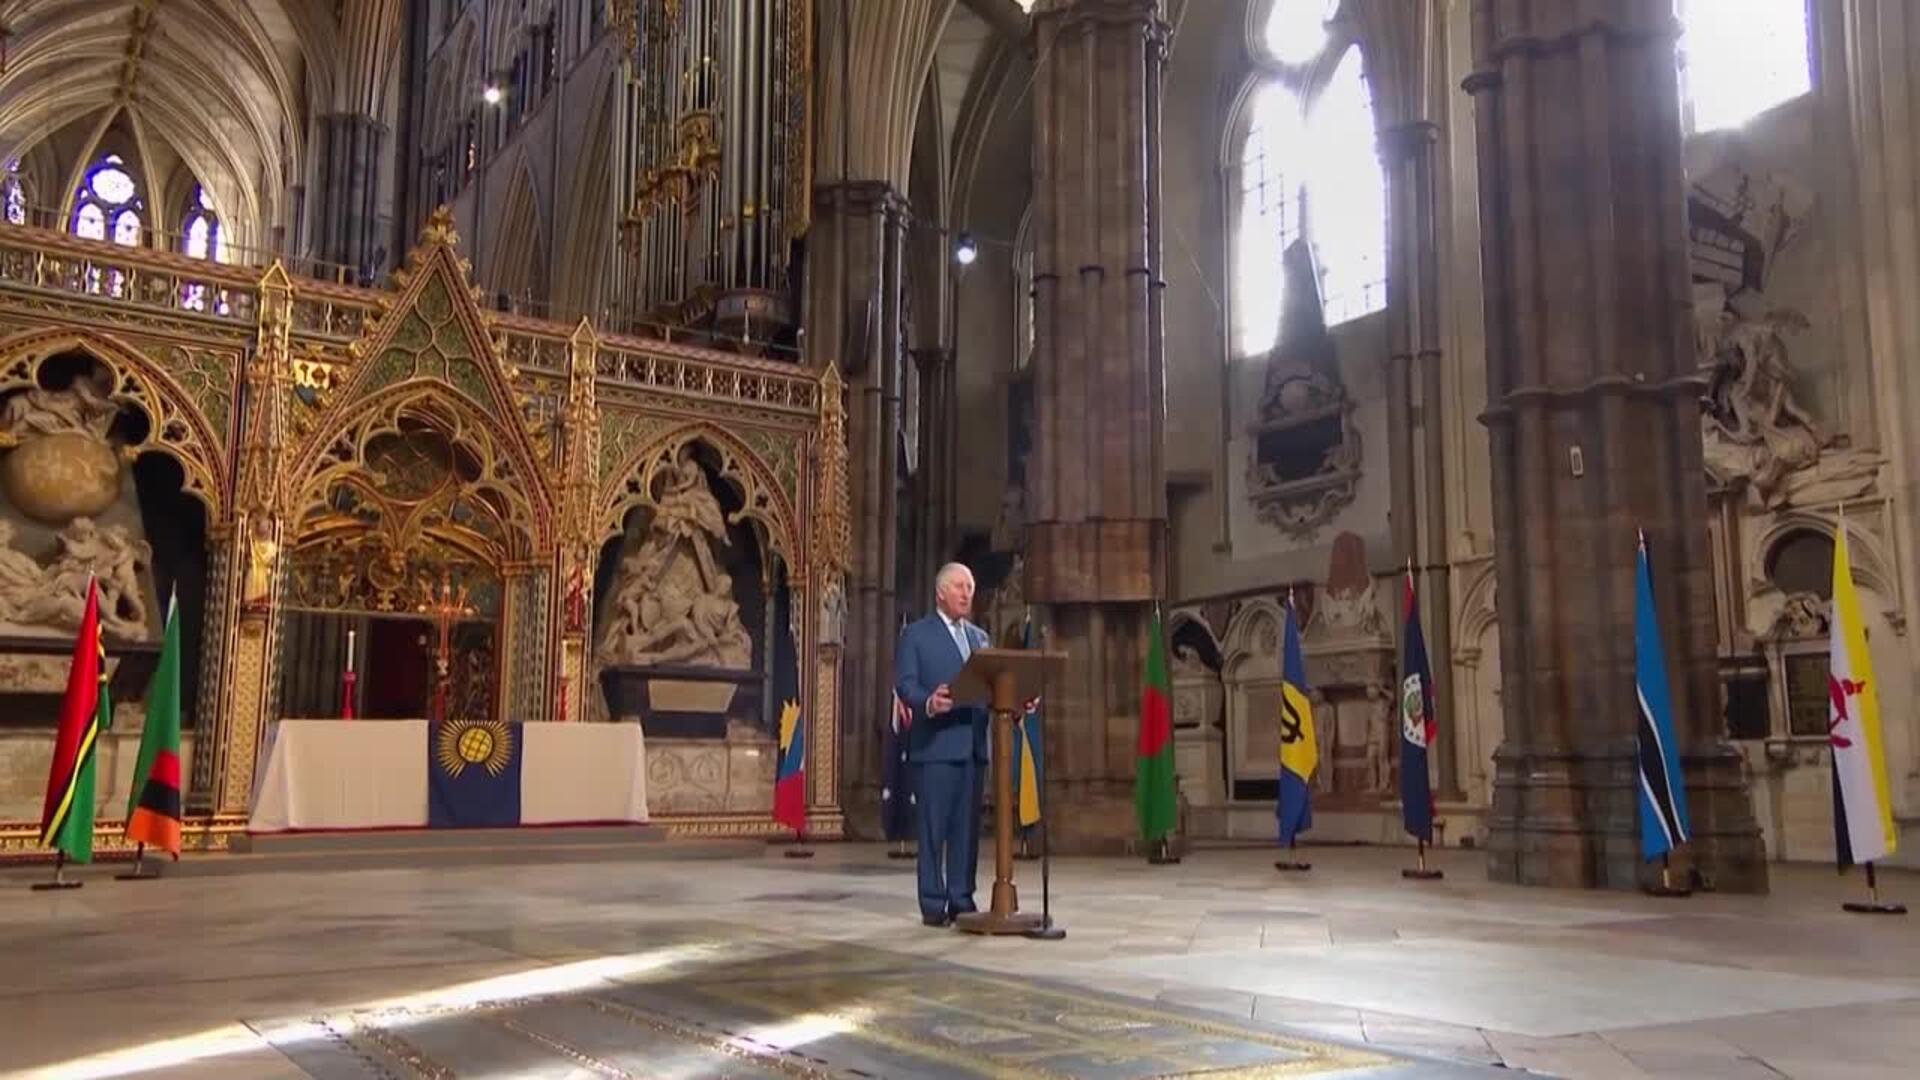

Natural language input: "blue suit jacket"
[894,614,990,764]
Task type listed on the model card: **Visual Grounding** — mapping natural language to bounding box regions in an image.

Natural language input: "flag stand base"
[1643,862,1691,898]
[1146,838,1180,865]
[768,833,814,859]
[30,854,82,891]
[1275,860,1312,872]
[886,841,915,860]
[1401,843,1443,880]
[1842,863,1905,915]
[114,846,163,882]
[1022,917,1067,941]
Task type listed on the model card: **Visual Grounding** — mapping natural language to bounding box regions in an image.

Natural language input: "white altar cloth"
[247,720,650,832]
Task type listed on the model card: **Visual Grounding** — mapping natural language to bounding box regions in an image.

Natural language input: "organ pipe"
[614,0,808,349]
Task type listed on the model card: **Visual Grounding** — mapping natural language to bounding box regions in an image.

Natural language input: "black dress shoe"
[921,912,952,927]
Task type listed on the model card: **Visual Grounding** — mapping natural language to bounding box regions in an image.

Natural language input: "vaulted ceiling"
[0,0,339,246]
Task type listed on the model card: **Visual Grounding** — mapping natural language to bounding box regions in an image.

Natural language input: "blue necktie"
[950,621,971,662]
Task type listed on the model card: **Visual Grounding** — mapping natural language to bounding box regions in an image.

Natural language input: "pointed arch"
[485,155,547,309]
[0,325,231,519]
[596,422,801,571]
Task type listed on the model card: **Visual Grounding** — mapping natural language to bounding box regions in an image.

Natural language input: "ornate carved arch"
[596,422,800,569]
[1751,511,1900,605]
[289,381,549,562]
[0,326,230,520]
[1221,597,1287,681]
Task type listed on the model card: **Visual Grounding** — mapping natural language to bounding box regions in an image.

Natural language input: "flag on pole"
[125,591,184,857]
[1634,534,1691,862]
[1399,571,1437,844]
[1011,614,1044,828]
[41,578,110,863]
[772,699,807,831]
[1829,520,1897,868]
[1134,609,1178,844]
[1276,595,1318,845]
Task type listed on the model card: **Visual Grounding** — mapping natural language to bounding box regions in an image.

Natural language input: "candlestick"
[346,628,356,673]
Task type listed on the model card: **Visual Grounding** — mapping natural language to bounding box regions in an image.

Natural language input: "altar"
[247,719,650,833]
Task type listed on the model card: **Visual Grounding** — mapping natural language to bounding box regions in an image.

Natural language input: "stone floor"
[2,841,1917,1079]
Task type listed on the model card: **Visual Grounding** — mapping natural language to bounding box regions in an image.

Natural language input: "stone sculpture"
[0,516,152,639]
[597,447,753,670]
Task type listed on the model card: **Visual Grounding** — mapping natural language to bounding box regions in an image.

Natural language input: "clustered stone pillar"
[1466,0,1765,890]
[311,114,389,280]
[1027,0,1168,851]
[807,180,909,834]
[1357,0,1464,803]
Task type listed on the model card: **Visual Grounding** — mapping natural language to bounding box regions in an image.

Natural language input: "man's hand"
[928,684,954,717]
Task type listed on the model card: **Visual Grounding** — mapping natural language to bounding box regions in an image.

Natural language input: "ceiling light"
[954,232,978,266]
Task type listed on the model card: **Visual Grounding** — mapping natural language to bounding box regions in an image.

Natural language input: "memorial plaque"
[1784,652,1830,738]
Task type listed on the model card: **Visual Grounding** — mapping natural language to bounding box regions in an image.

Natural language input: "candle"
[346,628,356,673]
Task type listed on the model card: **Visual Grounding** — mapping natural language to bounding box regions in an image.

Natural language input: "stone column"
[312,114,389,279]
[1356,0,1464,802]
[911,345,954,595]
[1028,0,1168,851]
[806,181,908,835]
[1466,0,1764,890]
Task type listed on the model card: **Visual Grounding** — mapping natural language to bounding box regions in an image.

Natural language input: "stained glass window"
[2,167,25,226]
[71,151,143,249]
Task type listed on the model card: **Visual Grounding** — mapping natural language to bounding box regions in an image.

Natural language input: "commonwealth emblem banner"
[1634,536,1691,862]
[1276,597,1317,846]
[427,720,523,828]
[1829,522,1897,868]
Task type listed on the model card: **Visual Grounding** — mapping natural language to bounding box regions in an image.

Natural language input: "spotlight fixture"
[482,84,504,106]
[954,232,978,266]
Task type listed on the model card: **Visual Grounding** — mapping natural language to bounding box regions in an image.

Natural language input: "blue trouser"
[913,759,984,917]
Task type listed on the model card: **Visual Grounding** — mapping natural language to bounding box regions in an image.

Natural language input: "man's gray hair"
[934,562,973,594]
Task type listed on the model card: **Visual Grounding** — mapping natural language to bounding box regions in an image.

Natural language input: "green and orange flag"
[41,578,110,863]
[1134,608,1177,843]
[126,591,183,857]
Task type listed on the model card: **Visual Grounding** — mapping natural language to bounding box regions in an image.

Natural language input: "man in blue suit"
[894,562,990,926]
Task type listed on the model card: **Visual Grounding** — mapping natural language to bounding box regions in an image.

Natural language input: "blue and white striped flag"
[1635,533,1691,861]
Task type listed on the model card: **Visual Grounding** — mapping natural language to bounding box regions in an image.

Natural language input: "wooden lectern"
[949,646,1067,935]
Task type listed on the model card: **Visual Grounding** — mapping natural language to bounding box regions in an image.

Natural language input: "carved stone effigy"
[1690,161,1880,510]
[1300,532,1395,804]
[597,446,753,673]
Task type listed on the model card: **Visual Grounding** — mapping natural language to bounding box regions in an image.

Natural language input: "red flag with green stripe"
[1134,610,1177,843]
[41,579,109,863]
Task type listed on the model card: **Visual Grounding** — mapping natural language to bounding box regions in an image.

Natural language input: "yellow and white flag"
[1829,522,1897,866]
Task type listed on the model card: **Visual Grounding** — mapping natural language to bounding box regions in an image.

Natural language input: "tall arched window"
[1677,0,1812,133]
[71,154,144,247]
[182,185,227,261]
[1229,0,1386,358]
[2,166,25,226]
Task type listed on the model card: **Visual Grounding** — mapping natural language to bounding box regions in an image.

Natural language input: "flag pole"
[1844,861,1907,915]
[31,851,81,891]
[1275,589,1311,873]
[115,841,163,882]
[1401,564,1443,881]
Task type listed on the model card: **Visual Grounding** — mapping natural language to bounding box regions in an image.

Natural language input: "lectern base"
[955,910,1045,935]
